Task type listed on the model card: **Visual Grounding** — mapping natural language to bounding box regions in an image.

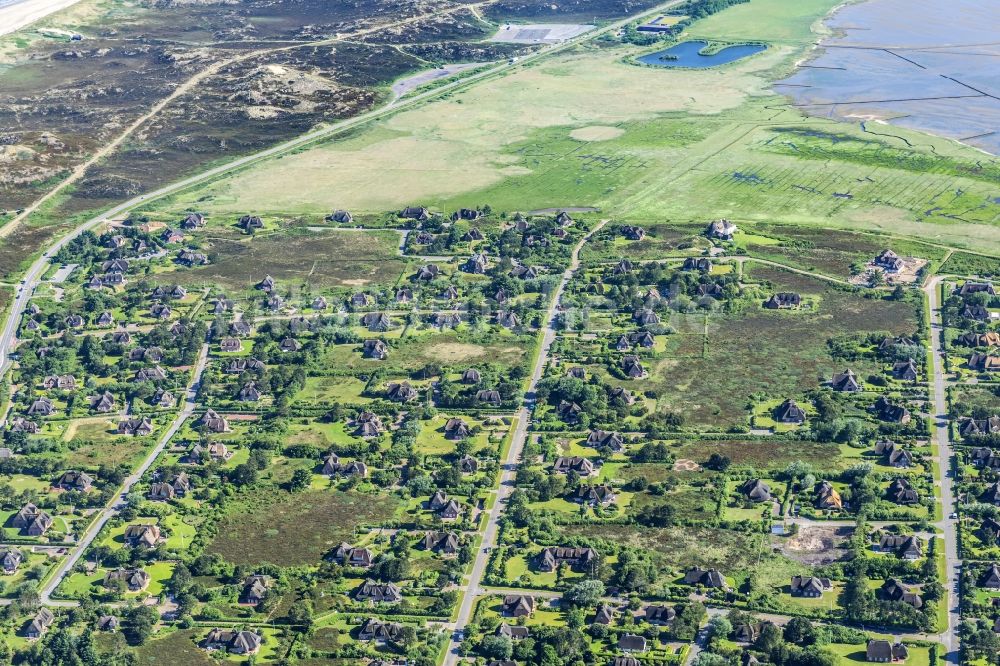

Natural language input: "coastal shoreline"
[775,0,1000,156]
[0,0,84,38]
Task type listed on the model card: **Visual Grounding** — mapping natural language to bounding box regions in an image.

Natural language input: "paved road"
[0,0,684,380]
[3,0,683,237]
[924,276,961,663]
[442,220,609,665]
[36,343,209,605]
[3,2,506,233]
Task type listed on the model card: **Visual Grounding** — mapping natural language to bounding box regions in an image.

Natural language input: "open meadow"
[141,0,1000,254]
[636,264,918,428]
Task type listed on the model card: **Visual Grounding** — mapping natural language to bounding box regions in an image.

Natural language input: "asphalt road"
[924,276,962,663]
[37,343,209,605]
[0,0,683,377]
[442,220,609,665]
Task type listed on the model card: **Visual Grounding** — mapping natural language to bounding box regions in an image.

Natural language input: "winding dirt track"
[1,0,497,237]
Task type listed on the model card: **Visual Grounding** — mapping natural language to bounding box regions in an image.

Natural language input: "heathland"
[144,0,1000,253]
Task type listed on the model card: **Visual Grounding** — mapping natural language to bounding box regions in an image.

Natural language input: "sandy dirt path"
[0,0,497,237]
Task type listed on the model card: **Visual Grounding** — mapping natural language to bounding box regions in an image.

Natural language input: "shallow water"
[776,0,1000,154]
[638,40,766,68]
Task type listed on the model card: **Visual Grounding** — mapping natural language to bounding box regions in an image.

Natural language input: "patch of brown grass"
[207,488,399,566]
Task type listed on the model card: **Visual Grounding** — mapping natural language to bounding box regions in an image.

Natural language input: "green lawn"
[825,642,933,666]
[504,552,583,589]
[298,376,372,404]
[414,415,503,457]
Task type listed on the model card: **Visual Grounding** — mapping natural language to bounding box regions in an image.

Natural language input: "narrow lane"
[924,276,961,662]
[442,219,609,665]
[37,342,210,604]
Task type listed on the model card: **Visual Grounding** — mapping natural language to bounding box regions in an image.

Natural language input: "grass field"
[315,329,529,376]
[673,438,851,470]
[685,0,842,45]
[940,251,1000,278]
[206,488,399,566]
[155,227,406,291]
[639,264,917,428]
[287,420,365,448]
[298,376,372,404]
[149,0,817,217]
[562,523,762,576]
[63,422,154,468]
[826,642,933,666]
[951,386,1000,417]
[737,223,949,280]
[133,629,217,666]
[415,415,502,456]
[137,0,1000,255]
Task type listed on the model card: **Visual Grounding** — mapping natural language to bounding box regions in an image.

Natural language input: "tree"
[169,563,192,595]
[755,621,785,658]
[784,616,816,645]
[372,555,410,582]
[288,468,311,492]
[480,634,513,660]
[866,269,885,287]
[707,615,731,639]
[122,604,159,645]
[637,502,676,528]
[693,653,729,666]
[16,585,39,611]
[287,599,314,631]
[231,462,258,487]
[705,453,730,471]
[562,579,605,606]
[399,624,418,648]
[783,460,814,482]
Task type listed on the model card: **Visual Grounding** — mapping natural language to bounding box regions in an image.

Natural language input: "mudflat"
[776,0,1000,154]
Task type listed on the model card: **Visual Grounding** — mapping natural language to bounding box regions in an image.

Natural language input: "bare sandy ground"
[391,63,482,101]
[0,0,83,38]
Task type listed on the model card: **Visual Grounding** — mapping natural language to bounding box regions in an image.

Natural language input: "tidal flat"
[777,0,1000,154]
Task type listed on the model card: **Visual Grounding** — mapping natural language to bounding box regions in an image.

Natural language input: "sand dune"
[0,0,84,38]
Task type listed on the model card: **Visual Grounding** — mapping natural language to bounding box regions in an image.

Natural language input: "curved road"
[0,0,684,377]
[38,343,209,604]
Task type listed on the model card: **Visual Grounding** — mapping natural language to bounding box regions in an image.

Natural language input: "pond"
[637,40,766,68]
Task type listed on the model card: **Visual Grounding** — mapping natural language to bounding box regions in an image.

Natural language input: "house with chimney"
[331,543,373,568]
[573,484,616,506]
[202,628,262,655]
[866,639,908,663]
[683,567,727,588]
[789,575,832,598]
[104,567,151,592]
[874,533,923,560]
[878,578,923,608]
[764,292,801,309]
